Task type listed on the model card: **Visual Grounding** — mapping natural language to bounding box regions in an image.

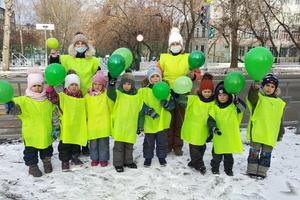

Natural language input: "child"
[46,72,88,171]
[207,81,246,176]
[139,66,174,167]
[181,73,215,175]
[6,68,54,177]
[107,73,144,172]
[85,71,113,167]
[246,74,285,178]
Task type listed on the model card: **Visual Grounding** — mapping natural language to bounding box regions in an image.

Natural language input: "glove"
[160,99,169,108]
[137,128,143,135]
[213,127,222,136]
[52,127,60,140]
[206,134,213,142]
[108,72,117,86]
[232,94,239,104]
[46,86,54,93]
[4,101,15,114]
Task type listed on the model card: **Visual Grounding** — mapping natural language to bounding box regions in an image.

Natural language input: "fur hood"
[68,43,96,58]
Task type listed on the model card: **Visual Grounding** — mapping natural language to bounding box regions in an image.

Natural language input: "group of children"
[5,66,285,179]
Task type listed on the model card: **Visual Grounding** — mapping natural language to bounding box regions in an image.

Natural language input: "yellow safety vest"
[159,53,189,87]
[181,95,214,146]
[111,90,143,144]
[85,91,114,140]
[13,96,54,149]
[59,92,88,146]
[209,103,243,154]
[60,55,100,94]
[246,93,285,147]
[139,87,171,133]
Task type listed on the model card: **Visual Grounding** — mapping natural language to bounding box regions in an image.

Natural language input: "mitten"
[213,127,222,136]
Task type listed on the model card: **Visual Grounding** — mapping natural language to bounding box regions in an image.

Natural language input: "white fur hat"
[168,27,183,47]
[64,74,80,89]
[27,68,44,89]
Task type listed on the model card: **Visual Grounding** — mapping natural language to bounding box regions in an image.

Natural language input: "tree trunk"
[230,0,238,68]
[2,0,13,71]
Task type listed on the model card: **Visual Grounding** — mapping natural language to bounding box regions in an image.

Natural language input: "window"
[269,47,278,57]
[201,45,205,52]
[296,0,300,4]
[202,26,206,38]
[196,28,199,38]
[196,45,199,50]
[289,47,298,57]
[239,46,245,57]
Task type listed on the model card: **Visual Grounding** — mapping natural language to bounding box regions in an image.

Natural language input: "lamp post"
[136,34,144,71]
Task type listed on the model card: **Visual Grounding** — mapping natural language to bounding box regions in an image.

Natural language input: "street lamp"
[136,34,144,71]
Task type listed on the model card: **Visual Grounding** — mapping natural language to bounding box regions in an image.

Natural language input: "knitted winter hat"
[92,71,107,87]
[147,66,162,84]
[198,73,214,92]
[168,27,183,47]
[72,32,88,45]
[64,74,80,89]
[214,81,229,96]
[262,73,279,88]
[27,68,44,89]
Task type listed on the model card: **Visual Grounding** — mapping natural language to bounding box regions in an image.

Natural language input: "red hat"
[198,73,214,92]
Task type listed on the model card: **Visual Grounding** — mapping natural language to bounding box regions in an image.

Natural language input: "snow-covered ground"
[0,128,299,200]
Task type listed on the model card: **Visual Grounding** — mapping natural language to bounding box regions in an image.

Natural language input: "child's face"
[68,83,79,93]
[31,84,43,93]
[201,89,213,99]
[123,82,132,92]
[218,93,229,103]
[74,41,87,48]
[93,83,104,92]
[150,74,160,84]
[263,83,276,95]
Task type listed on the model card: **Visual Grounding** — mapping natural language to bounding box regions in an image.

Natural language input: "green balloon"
[188,50,206,70]
[47,38,59,49]
[152,81,170,100]
[0,80,14,103]
[108,54,125,78]
[45,63,67,86]
[224,71,245,94]
[112,48,133,69]
[173,76,193,94]
[244,47,273,81]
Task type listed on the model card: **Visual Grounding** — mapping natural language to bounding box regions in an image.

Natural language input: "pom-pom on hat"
[168,27,183,47]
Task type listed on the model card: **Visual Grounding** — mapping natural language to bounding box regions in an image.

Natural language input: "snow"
[0,128,299,200]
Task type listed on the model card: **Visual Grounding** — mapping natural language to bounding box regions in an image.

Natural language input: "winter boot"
[71,156,83,165]
[124,163,137,168]
[29,165,42,177]
[174,149,183,156]
[144,159,152,167]
[91,160,99,167]
[159,158,167,167]
[81,145,90,156]
[99,161,108,167]
[211,167,220,175]
[62,161,70,171]
[225,170,234,176]
[199,166,207,175]
[42,157,53,173]
[115,166,124,173]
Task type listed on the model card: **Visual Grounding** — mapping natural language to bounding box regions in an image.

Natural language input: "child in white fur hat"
[46,72,88,171]
[6,68,55,177]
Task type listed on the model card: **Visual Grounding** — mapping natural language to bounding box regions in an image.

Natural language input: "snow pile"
[0,128,299,200]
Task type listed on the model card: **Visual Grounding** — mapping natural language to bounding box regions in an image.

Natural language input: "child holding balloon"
[138,66,175,167]
[107,72,143,172]
[246,74,285,178]
[85,71,114,167]
[180,73,215,175]
[5,68,55,177]
[46,72,88,171]
[207,81,246,176]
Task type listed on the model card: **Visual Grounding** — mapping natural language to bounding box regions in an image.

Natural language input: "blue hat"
[262,73,279,88]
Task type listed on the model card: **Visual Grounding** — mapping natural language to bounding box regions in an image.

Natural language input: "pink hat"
[27,68,44,89]
[92,71,107,87]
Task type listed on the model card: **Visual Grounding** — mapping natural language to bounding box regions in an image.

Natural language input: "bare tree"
[2,0,14,71]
